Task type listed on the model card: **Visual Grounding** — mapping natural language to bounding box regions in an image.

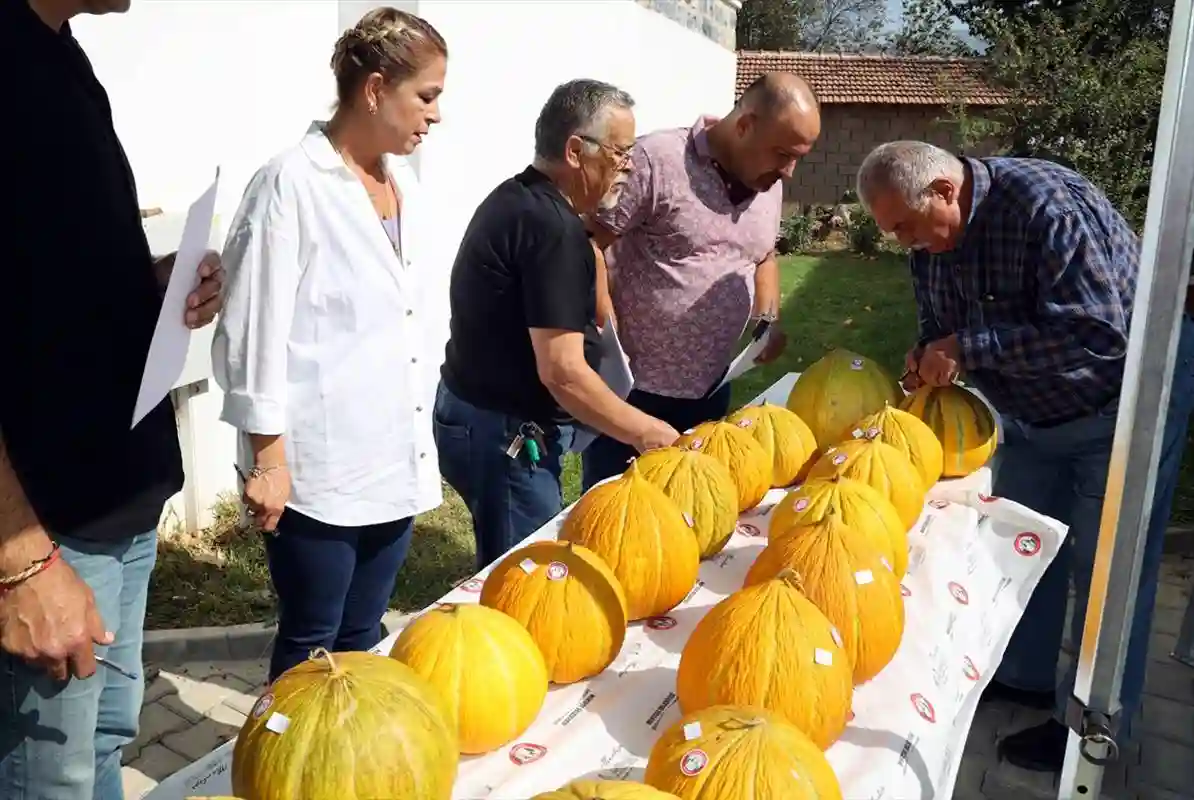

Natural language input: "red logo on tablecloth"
[736,522,764,538]
[911,693,937,723]
[645,616,678,630]
[679,748,709,776]
[900,584,911,597]
[457,578,483,594]
[948,582,969,605]
[928,499,950,510]
[978,494,999,503]
[962,656,980,681]
[508,742,548,766]
[1014,532,1042,556]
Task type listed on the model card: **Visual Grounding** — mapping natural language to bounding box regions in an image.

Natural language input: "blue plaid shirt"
[910,157,1138,426]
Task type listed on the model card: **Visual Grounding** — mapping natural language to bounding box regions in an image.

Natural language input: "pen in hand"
[95,655,139,681]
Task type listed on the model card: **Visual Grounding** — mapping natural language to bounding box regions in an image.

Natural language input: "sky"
[884,0,986,49]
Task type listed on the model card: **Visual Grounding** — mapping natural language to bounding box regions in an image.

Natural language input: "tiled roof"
[736,51,1010,106]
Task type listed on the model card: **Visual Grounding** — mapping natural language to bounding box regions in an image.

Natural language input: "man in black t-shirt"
[436,79,679,568]
[1,3,223,797]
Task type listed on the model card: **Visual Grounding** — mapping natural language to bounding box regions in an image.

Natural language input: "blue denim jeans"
[0,530,157,800]
[433,381,574,571]
[265,510,413,682]
[581,384,733,492]
[994,314,1194,731]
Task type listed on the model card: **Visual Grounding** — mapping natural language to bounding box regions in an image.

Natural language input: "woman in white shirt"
[212,8,448,682]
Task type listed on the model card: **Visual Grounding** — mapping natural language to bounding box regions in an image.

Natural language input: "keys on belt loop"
[506,422,546,466]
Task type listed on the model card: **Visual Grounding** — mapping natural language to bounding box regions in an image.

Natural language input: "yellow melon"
[900,384,998,477]
[806,435,925,531]
[634,447,739,559]
[676,569,853,749]
[531,780,681,799]
[644,705,842,799]
[726,401,819,487]
[746,510,905,684]
[231,650,456,800]
[770,476,908,578]
[559,460,700,620]
[675,420,771,512]
[785,349,901,448]
[389,603,547,754]
[851,404,944,490]
[480,541,628,684]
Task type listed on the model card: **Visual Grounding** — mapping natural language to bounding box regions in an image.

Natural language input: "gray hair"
[856,141,965,211]
[533,79,634,162]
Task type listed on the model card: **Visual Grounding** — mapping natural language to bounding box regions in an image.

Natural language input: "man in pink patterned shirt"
[582,73,821,489]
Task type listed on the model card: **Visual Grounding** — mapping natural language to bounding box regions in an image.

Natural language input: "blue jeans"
[581,384,733,492]
[433,382,574,571]
[265,510,413,682]
[0,530,157,800]
[994,314,1194,731]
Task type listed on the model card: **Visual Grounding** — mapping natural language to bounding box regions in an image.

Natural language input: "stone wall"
[636,0,739,50]
[784,104,1001,206]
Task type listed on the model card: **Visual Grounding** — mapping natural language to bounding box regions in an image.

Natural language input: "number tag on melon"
[519,558,537,574]
[855,570,874,585]
[682,721,702,741]
[814,648,834,666]
[265,712,290,735]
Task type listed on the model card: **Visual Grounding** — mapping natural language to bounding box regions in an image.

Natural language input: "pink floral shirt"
[597,117,782,399]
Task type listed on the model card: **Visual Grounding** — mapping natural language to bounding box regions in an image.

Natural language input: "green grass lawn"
[147,249,1193,628]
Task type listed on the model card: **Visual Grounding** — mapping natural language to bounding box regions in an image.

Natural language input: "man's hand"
[633,418,681,454]
[918,335,962,386]
[902,348,925,392]
[242,466,291,533]
[0,557,112,682]
[155,250,225,329]
[754,328,787,364]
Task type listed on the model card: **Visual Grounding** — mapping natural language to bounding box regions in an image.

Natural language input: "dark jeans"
[581,384,734,492]
[264,509,413,682]
[433,381,574,571]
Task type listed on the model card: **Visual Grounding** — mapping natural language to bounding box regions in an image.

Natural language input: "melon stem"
[312,647,340,675]
[775,567,806,593]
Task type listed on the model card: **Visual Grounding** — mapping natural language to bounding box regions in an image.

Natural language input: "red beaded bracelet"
[0,544,62,594]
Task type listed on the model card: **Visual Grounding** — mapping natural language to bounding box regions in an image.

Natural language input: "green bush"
[848,207,883,255]
[776,211,814,255]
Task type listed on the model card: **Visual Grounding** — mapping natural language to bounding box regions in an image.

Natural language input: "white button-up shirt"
[212,123,447,526]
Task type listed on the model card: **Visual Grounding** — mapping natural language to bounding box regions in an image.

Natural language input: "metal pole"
[1057,2,1194,796]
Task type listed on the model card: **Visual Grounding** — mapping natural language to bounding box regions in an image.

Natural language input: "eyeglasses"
[579,135,632,168]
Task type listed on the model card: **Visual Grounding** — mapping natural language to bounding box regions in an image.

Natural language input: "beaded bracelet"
[0,543,62,593]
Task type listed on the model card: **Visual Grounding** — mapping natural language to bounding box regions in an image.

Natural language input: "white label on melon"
[792,769,802,781]
[880,556,893,572]
[850,358,865,370]
[855,569,875,585]
[830,626,844,648]
[519,558,537,574]
[867,426,880,437]
[736,418,752,428]
[832,453,848,466]
[814,648,834,666]
[682,512,694,527]
[683,721,702,741]
[266,712,290,735]
[852,428,864,438]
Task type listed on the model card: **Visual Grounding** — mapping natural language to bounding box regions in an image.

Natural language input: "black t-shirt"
[1,4,184,542]
[441,167,601,424]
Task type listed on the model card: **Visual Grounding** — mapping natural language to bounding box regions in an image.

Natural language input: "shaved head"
[715,71,822,192]
[737,72,820,119]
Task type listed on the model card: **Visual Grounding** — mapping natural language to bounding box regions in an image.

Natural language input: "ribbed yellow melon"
[676,569,853,749]
[531,780,681,799]
[645,705,843,799]
[806,435,925,531]
[745,510,905,684]
[770,477,908,578]
[231,650,456,800]
[560,460,699,620]
[480,541,628,684]
[852,404,944,490]
[726,401,818,487]
[634,447,738,559]
[900,384,998,477]
[786,349,901,448]
[389,603,547,754]
[675,420,771,512]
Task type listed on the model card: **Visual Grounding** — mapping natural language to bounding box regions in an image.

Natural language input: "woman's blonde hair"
[331,8,447,106]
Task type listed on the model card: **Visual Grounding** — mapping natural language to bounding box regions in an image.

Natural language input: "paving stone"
[161,718,239,762]
[158,671,255,723]
[982,760,1058,800]
[121,764,158,800]
[1155,580,1190,610]
[129,742,190,782]
[953,752,988,799]
[142,674,179,705]
[1139,694,1194,746]
[1154,606,1187,637]
[222,685,264,717]
[1152,632,1180,662]
[220,657,268,690]
[1139,736,1194,794]
[130,702,190,756]
[1144,661,1194,704]
[1137,784,1193,800]
[967,702,1013,756]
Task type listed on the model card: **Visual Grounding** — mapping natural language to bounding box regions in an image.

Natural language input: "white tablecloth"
[147,373,1064,800]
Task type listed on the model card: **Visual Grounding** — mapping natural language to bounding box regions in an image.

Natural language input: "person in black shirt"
[436,79,679,569]
[0,2,223,798]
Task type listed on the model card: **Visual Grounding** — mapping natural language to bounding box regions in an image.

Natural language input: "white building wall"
[70,0,738,531]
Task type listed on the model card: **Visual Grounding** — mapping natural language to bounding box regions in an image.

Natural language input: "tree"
[887,0,975,57]
[736,0,888,53]
[948,0,1167,227]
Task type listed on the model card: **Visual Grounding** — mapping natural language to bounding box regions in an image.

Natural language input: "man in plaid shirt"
[856,140,1194,772]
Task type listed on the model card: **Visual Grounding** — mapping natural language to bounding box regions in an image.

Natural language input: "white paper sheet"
[714,325,773,392]
[131,171,220,428]
[571,322,634,452]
